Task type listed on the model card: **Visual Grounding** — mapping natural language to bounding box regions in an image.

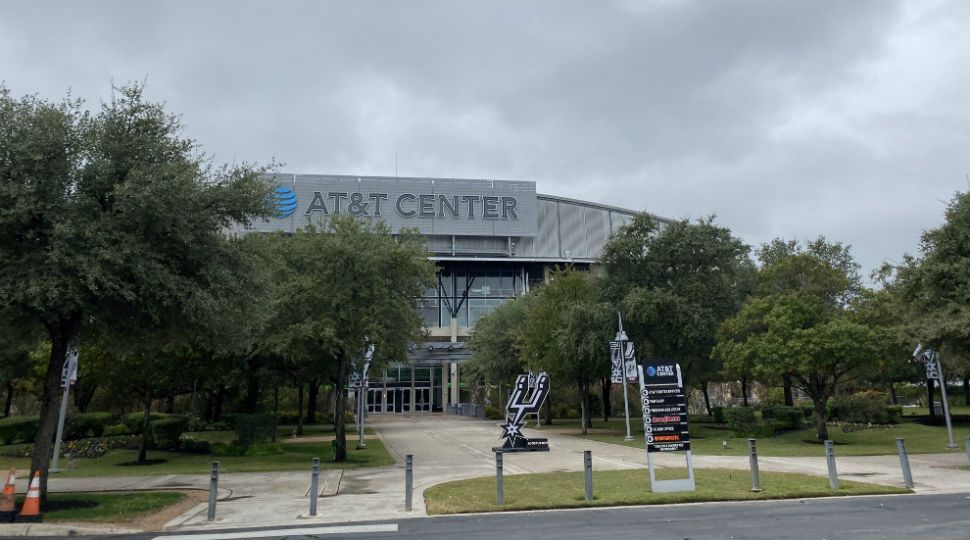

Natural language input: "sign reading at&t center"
[259,174,539,238]
[639,361,691,453]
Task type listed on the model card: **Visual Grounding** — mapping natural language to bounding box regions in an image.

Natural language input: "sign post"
[913,345,957,449]
[638,361,695,493]
[351,339,375,450]
[610,314,636,441]
[50,347,78,474]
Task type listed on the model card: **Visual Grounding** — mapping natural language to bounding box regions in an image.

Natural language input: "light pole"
[50,348,78,473]
[357,340,374,450]
[616,315,633,442]
[914,345,957,449]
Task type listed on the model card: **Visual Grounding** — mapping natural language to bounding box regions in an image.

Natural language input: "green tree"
[520,268,612,433]
[601,215,754,413]
[0,85,271,497]
[265,216,435,461]
[466,295,535,409]
[886,191,970,409]
[714,238,880,441]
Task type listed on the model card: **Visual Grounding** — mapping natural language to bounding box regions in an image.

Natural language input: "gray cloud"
[2,0,967,276]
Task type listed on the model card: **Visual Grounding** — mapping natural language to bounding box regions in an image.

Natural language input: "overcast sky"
[2,1,967,277]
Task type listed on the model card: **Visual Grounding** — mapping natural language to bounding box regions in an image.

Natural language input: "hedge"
[64,412,116,440]
[151,416,189,450]
[723,407,758,437]
[0,416,39,445]
[231,413,278,449]
[761,406,804,432]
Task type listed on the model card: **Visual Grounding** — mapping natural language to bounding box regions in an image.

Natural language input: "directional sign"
[639,362,690,453]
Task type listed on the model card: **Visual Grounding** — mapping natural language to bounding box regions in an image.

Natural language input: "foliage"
[151,416,189,449]
[761,406,804,431]
[466,294,535,390]
[723,406,757,436]
[177,436,212,454]
[714,237,882,441]
[242,442,285,457]
[0,83,274,496]
[827,393,900,425]
[601,214,755,399]
[124,412,169,435]
[0,416,39,444]
[11,436,138,459]
[231,413,278,450]
[103,423,130,437]
[64,412,116,440]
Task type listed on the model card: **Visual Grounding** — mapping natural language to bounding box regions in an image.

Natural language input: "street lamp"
[616,316,633,442]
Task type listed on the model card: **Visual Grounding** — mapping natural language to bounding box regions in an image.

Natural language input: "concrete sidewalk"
[14,414,970,535]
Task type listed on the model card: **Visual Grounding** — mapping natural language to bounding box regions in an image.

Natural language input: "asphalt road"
[43,492,970,540]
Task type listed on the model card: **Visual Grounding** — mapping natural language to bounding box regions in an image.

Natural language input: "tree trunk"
[296,384,305,436]
[203,390,214,422]
[165,390,175,414]
[741,377,749,407]
[888,382,898,405]
[601,378,612,422]
[138,383,153,463]
[75,381,97,413]
[333,360,349,461]
[812,396,829,442]
[783,374,794,406]
[4,381,13,417]
[213,386,225,421]
[31,318,78,502]
[962,375,969,407]
[271,384,279,443]
[544,393,553,425]
[579,378,589,435]
[306,379,321,424]
[702,383,712,416]
[245,358,260,414]
[927,378,937,422]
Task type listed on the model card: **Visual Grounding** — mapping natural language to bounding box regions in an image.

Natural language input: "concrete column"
[410,365,416,413]
[441,364,448,409]
[451,362,459,404]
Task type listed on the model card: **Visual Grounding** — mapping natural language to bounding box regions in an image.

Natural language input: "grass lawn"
[0,439,394,477]
[424,468,909,514]
[533,417,970,457]
[189,424,375,444]
[15,491,186,522]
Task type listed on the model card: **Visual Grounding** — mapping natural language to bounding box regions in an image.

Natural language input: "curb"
[0,523,144,537]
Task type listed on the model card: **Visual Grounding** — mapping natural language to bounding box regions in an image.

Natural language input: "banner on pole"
[60,349,78,389]
[609,341,638,384]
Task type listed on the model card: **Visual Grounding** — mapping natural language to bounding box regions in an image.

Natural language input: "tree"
[0,309,40,417]
[886,190,970,412]
[265,216,435,461]
[519,268,612,433]
[466,295,534,409]
[714,238,880,441]
[600,214,755,413]
[0,85,271,497]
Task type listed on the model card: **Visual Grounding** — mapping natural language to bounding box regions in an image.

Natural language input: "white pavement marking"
[152,524,398,540]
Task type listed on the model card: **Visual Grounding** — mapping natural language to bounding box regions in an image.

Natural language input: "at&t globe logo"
[646,366,657,377]
[272,186,298,218]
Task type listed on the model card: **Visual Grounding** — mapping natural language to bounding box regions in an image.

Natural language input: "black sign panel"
[640,362,690,453]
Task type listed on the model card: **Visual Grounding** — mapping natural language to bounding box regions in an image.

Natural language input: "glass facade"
[419,264,527,328]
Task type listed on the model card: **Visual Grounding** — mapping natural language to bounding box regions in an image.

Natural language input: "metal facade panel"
[610,211,634,234]
[259,174,538,237]
[585,207,610,258]
[536,199,560,257]
[513,235,535,258]
[559,201,587,259]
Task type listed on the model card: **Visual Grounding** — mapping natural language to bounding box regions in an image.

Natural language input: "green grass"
[0,439,394,477]
[534,417,969,456]
[900,405,970,417]
[189,425,375,444]
[14,491,185,522]
[424,468,909,514]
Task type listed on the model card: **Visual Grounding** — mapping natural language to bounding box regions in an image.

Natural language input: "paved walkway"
[32,414,970,533]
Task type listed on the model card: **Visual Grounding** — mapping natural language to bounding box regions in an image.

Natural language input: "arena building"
[241,173,670,414]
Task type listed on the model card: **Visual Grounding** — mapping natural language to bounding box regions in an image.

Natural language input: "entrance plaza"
[29,414,970,533]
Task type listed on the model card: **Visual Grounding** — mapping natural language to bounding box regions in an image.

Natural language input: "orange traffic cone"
[0,468,14,523]
[17,470,42,523]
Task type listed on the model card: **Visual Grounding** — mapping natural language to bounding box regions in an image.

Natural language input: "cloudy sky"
[2,1,967,276]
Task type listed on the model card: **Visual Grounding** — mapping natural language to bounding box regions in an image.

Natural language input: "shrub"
[61,436,137,459]
[484,405,504,420]
[276,411,302,425]
[723,407,757,437]
[828,392,897,425]
[125,412,169,435]
[231,413,278,450]
[711,406,725,424]
[210,441,246,457]
[103,423,130,437]
[178,436,212,454]
[64,412,116,440]
[151,416,189,450]
[798,402,815,418]
[0,416,39,445]
[243,442,284,457]
[761,406,804,432]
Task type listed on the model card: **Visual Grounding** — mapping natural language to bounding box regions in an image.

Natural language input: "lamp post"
[357,339,374,450]
[616,315,633,442]
[913,345,957,449]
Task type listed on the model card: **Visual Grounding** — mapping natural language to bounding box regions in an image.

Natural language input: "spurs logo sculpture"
[494,371,550,452]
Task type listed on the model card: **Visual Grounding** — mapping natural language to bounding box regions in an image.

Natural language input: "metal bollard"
[207,461,219,521]
[896,438,914,489]
[748,439,761,492]
[405,454,413,511]
[309,457,320,516]
[966,436,970,468]
[583,450,593,501]
[496,451,504,505]
[824,440,839,490]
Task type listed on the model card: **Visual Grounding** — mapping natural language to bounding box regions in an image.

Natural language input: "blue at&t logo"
[646,366,657,377]
[273,186,298,218]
